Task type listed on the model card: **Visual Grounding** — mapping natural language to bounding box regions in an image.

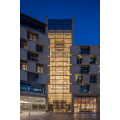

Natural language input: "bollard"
[89,112,91,116]
[49,112,51,116]
[29,111,30,116]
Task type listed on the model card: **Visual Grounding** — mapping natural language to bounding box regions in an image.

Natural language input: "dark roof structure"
[20,13,47,33]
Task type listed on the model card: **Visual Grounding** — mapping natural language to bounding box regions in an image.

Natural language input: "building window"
[20,40,27,49]
[27,73,39,82]
[77,76,83,83]
[48,19,71,30]
[28,32,38,42]
[80,67,89,74]
[90,58,96,64]
[36,45,43,53]
[80,47,90,54]
[80,85,89,93]
[20,62,27,70]
[74,97,97,112]
[77,58,82,64]
[36,65,43,73]
[27,52,38,62]
[90,76,97,83]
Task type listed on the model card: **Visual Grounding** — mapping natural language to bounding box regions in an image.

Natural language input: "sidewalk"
[20,111,100,120]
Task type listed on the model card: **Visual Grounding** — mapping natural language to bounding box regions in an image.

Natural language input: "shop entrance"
[48,100,71,112]
[20,95,46,112]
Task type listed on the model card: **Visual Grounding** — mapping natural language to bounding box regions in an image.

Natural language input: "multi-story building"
[20,13,100,113]
[20,13,50,111]
[70,45,100,113]
[46,17,74,112]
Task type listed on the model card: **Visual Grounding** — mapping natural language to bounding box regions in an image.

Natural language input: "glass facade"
[48,19,72,112]
[48,19,71,30]
[74,97,98,112]
[20,95,46,112]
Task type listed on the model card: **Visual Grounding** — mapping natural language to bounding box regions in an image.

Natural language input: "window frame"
[80,85,89,93]
[90,75,97,83]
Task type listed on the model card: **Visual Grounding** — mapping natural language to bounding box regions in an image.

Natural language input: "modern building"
[70,45,100,112]
[20,13,100,113]
[20,13,50,112]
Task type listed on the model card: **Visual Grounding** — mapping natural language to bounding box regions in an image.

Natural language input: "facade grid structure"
[20,13,100,113]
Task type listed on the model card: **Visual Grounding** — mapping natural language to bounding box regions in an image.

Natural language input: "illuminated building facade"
[20,13,100,113]
[45,17,74,112]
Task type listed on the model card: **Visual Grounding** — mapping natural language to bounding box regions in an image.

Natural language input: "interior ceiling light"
[20,101,28,103]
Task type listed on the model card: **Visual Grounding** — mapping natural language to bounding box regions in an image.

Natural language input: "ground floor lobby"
[20,95,46,112]
[20,95,99,113]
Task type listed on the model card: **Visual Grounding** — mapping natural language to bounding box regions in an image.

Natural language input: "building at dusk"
[20,13,100,113]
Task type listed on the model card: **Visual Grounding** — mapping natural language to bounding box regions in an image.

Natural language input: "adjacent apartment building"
[20,13,100,113]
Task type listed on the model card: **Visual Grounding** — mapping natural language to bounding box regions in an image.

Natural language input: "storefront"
[74,96,98,112]
[20,95,46,112]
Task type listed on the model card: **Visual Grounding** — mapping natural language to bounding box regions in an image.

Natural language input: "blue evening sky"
[20,0,100,45]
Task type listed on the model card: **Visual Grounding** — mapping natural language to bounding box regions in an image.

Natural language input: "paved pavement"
[20,111,100,120]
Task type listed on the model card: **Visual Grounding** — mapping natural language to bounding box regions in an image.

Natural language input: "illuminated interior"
[74,97,98,112]
[20,95,46,111]
[48,31,72,112]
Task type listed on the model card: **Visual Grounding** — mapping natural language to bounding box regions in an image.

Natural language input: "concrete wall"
[43,65,50,74]
[27,41,36,52]
[70,85,80,94]
[70,56,76,64]
[20,27,27,39]
[70,65,80,74]
[20,70,27,81]
[39,74,50,84]
[39,34,50,46]
[39,54,50,65]
[97,55,100,65]
[90,46,100,55]
[83,56,89,65]
[70,75,76,84]
[97,74,100,84]
[90,84,100,94]
[27,61,36,73]
[83,74,90,84]
[90,65,99,74]
[20,48,27,60]
[43,46,50,56]
[70,46,80,55]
